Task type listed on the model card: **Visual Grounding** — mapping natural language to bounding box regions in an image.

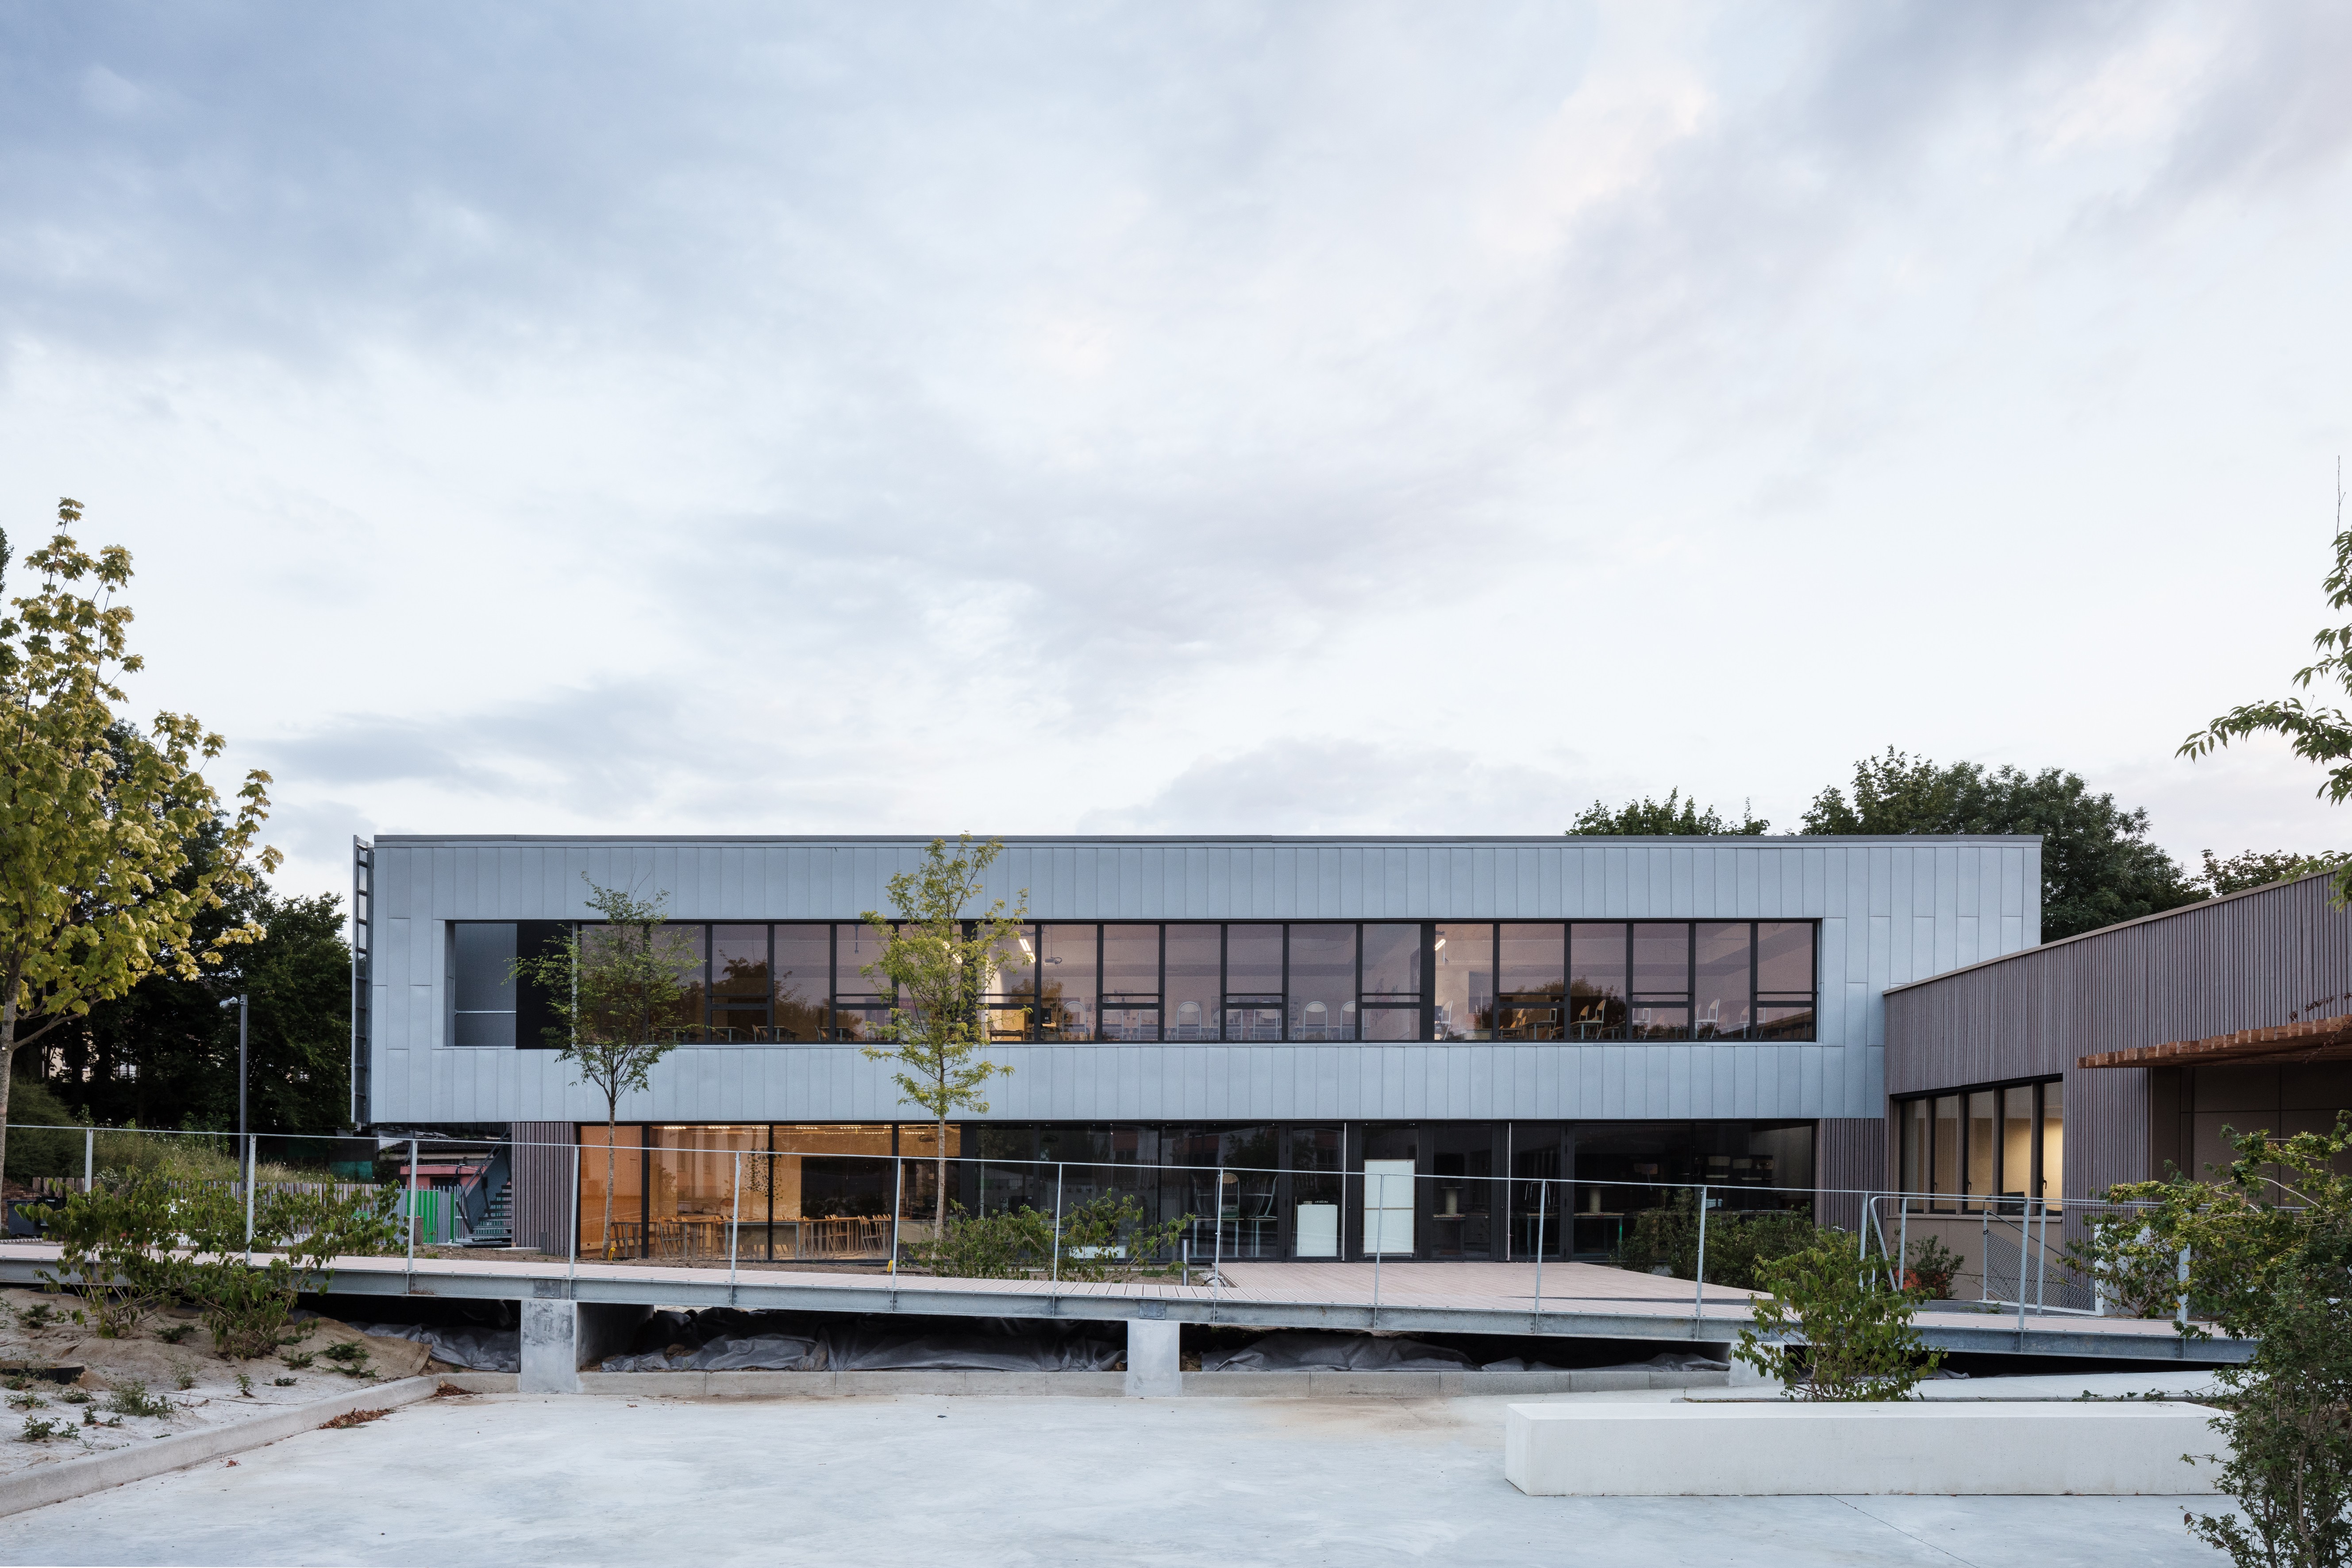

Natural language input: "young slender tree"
[859,836,1027,1234]
[512,878,695,1259]
[0,501,277,1180]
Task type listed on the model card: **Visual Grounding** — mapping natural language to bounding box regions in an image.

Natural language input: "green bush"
[36,1173,187,1338]
[1617,1191,1822,1291]
[1904,1236,1961,1300]
[177,1182,401,1359]
[2,1078,83,1183]
[1735,1231,1943,1400]
[909,1196,1196,1282]
[2088,1115,2352,1567]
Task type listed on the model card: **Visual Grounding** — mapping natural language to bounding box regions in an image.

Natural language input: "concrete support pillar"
[1124,1318,1181,1398]
[519,1300,652,1394]
[1709,1342,1769,1386]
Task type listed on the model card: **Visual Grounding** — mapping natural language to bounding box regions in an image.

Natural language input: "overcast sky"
[4,3,2351,906]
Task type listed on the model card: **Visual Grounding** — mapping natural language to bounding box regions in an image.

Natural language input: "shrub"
[104,1379,173,1419]
[177,1182,402,1360]
[2090,1115,2352,1568]
[1904,1236,1960,1300]
[1618,1191,1822,1291]
[16,1416,67,1443]
[1,1078,83,1183]
[907,1197,1198,1281]
[34,1174,186,1339]
[1735,1231,1943,1400]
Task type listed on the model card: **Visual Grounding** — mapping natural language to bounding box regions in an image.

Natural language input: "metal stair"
[465,1181,513,1247]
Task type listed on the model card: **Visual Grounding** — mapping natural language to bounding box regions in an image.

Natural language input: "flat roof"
[374,832,2044,847]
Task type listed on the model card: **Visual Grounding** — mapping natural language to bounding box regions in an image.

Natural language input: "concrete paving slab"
[0,1389,2235,1567]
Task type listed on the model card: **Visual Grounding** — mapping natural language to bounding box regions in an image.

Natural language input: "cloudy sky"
[4,2,2351,905]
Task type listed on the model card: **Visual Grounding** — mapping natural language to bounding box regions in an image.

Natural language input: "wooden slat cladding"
[508,1121,574,1255]
[1814,1118,1883,1227]
[1885,871,2352,1198]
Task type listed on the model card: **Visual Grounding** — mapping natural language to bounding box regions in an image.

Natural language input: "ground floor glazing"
[566,1118,1816,1264]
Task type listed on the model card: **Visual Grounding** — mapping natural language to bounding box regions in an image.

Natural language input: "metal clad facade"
[368,835,2039,1128]
[1884,871,2352,1199]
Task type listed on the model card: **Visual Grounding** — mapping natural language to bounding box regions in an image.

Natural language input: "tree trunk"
[935,1112,948,1233]
[603,1098,619,1262]
[0,988,16,1190]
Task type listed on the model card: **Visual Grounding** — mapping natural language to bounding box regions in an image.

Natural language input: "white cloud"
[2,2,2350,909]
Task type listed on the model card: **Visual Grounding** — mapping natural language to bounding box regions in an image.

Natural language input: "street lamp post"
[219,993,249,1180]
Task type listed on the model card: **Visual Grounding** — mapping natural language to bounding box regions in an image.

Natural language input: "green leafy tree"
[1801,749,2198,940]
[0,501,277,1183]
[1734,1230,1944,1399]
[2085,1118,2352,1566]
[2194,848,2344,900]
[2182,471,2352,905]
[1567,789,1770,835]
[510,878,696,1258]
[860,836,1027,1236]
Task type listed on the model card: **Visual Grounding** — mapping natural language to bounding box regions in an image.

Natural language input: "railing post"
[1532,1177,1546,1322]
[1212,1166,1224,1301]
[1898,1200,1910,1296]
[1370,1167,1383,1326]
[888,1156,903,1276]
[728,1150,743,1299]
[1050,1162,1065,1289]
[567,1141,580,1283]
[83,1128,93,1194]
[405,1137,419,1286]
[1691,1184,1709,1321]
[2177,1244,2191,1330]
[245,1133,258,1257]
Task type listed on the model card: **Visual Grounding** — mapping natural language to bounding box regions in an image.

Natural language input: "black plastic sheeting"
[351,1322,522,1373]
[1198,1332,1475,1372]
[601,1310,1123,1373]
[1477,1351,1729,1373]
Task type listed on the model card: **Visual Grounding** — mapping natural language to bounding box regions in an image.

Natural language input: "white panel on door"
[1363,1159,1415,1256]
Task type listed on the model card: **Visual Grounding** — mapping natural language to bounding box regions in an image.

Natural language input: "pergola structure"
[2077,1013,2352,1070]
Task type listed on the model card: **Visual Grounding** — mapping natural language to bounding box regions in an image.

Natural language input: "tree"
[1566,789,1770,835]
[2181,466,2352,905]
[38,873,351,1137]
[2196,849,2341,900]
[859,836,1027,1237]
[1733,1230,1944,1400]
[0,501,277,1182]
[510,878,695,1259]
[2083,1118,2352,1567]
[1800,749,2198,940]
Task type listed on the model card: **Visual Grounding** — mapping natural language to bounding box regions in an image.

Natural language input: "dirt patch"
[0,1288,426,1474]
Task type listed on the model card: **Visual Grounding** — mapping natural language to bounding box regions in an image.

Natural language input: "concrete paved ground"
[0,1389,2231,1567]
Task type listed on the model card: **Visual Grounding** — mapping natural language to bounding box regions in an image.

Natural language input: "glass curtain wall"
[1898,1079,2065,1212]
[462,919,1820,1046]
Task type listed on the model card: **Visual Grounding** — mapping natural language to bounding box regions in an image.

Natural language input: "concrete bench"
[1504,1401,2225,1496]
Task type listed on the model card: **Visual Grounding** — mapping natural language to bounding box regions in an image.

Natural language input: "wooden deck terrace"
[0,1244,2249,1363]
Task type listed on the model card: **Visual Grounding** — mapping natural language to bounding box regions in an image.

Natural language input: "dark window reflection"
[1757,921,1815,996]
[1040,925,1096,1040]
[1100,924,1159,1041]
[1692,922,1752,1039]
[771,926,829,1042]
[1226,925,1282,999]
[708,924,770,1042]
[1165,926,1220,1040]
[1631,925,1689,997]
[1497,924,1565,1040]
[1433,923,1493,1039]
[1288,925,1355,1040]
[1361,925,1423,999]
[1570,923,1628,1040]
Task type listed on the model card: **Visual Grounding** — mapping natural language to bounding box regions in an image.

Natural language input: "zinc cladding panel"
[366,836,2031,1126]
